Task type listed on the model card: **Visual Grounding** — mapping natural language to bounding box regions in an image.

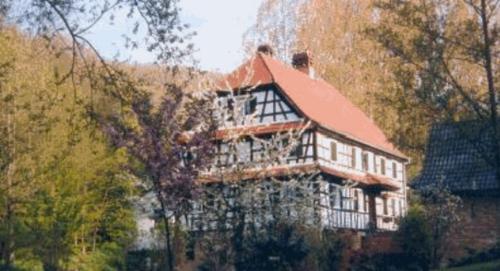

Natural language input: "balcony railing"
[322,208,370,230]
[376,215,398,231]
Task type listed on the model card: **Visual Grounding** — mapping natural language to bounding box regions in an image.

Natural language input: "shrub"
[394,205,432,270]
[449,243,500,267]
[314,230,345,271]
[351,252,425,271]
[237,222,309,271]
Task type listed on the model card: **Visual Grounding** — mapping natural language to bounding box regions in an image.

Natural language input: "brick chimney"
[257,44,274,57]
[292,51,314,78]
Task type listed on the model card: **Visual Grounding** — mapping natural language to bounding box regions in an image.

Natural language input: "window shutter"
[383,198,388,215]
[330,142,337,161]
[381,158,386,175]
[351,147,357,168]
[362,153,369,171]
[392,162,397,178]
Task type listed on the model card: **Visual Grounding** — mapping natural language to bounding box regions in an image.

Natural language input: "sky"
[86,0,264,73]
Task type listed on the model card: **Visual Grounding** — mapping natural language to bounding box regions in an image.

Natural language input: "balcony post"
[367,190,378,231]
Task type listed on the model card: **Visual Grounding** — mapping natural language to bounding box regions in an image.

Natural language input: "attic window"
[330,142,337,161]
[290,143,303,157]
[244,96,257,115]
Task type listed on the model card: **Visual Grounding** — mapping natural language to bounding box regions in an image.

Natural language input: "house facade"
[189,46,409,233]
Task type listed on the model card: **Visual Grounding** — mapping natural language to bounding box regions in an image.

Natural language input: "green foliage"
[395,205,432,270]
[0,27,137,270]
[314,230,344,271]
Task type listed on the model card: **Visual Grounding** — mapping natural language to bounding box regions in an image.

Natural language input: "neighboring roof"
[412,121,499,193]
[221,53,406,160]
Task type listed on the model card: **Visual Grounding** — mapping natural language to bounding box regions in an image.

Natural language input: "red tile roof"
[221,53,406,160]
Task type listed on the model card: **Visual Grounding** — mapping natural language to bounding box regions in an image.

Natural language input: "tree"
[420,185,462,268]
[243,0,305,62]
[293,0,436,177]
[369,0,500,185]
[97,85,216,271]
[2,0,194,118]
[395,186,461,270]
[0,28,137,271]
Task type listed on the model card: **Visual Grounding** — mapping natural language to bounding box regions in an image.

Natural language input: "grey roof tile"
[412,121,499,192]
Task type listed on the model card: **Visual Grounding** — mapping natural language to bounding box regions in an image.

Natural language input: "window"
[330,142,337,161]
[351,147,357,168]
[237,141,251,163]
[217,142,231,166]
[329,184,340,209]
[362,152,369,171]
[373,155,377,173]
[380,158,386,175]
[354,190,359,211]
[290,143,303,157]
[364,194,369,212]
[227,98,234,111]
[392,162,397,178]
[244,96,257,115]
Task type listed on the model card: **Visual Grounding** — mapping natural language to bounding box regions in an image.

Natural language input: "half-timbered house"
[190,46,409,233]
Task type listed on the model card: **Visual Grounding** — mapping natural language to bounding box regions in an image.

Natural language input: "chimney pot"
[292,51,314,78]
[257,44,274,57]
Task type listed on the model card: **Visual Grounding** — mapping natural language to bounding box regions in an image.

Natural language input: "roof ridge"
[258,53,276,83]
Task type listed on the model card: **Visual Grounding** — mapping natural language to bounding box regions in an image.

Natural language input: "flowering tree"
[97,83,216,271]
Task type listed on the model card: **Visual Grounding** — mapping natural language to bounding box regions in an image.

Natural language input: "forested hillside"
[0,27,139,270]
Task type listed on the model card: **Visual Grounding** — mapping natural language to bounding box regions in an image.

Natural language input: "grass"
[438,259,500,271]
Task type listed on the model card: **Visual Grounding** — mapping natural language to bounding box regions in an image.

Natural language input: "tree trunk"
[158,197,174,271]
[479,0,500,188]
[1,204,13,270]
[2,94,15,270]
